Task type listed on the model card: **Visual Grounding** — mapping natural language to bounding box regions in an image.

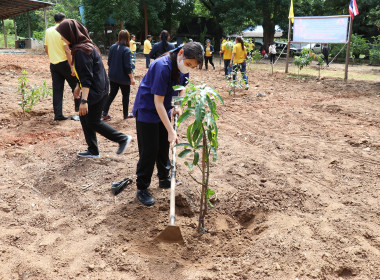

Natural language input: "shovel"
[155,113,184,244]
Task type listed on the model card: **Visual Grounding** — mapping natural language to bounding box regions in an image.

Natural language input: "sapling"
[174,81,223,234]
[293,48,314,76]
[18,70,52,113]
[316,54,325,78]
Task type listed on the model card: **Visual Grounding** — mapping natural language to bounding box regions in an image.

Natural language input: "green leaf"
[210,146,217,162]
[177,109,194,125]
[178,149,192,158]
[184,161,194,170]
[173,85,186,91]
[187,124,193,147]
[174,143,191,148]
[195,93,207,122]
[193,151,199,166]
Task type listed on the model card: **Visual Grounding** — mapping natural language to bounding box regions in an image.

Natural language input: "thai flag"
[349,0,359,19]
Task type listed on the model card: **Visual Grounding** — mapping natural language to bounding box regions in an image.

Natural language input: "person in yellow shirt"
[204,39,215,71]
[143,35,152,68]
[44,12,80,121]
[229,36,248,89]
[221,35,226,45]
[219,38,233,77]
[130,34,141,73]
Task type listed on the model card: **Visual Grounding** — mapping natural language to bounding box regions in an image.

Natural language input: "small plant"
[18,70,52,113]
[174,81,223,234]
[293,48,314,76]
[227,67,246,96]
[316,53,325,78]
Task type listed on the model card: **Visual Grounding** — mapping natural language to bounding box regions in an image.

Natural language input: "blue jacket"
[204,44,214,56]
[108,43,132,85]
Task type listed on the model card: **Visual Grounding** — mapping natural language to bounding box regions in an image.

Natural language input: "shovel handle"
[169,112,178,226]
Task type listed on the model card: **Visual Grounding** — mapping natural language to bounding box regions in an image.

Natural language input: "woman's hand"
[172,106,182,118]
[73,84,81,99]
[130,77,135,86]
[79,103,88,116]
[168,130,179,146]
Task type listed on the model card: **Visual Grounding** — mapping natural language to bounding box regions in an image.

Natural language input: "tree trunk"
[262,21,275,53]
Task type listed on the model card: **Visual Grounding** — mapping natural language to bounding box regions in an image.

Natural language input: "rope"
[320,42,347,71]
[274,46,286,65]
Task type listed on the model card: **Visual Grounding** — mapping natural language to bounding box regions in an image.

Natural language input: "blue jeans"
[224,59,232,76]
[131,53,136,72]
[145,54,150,68]
[232,62,248,85]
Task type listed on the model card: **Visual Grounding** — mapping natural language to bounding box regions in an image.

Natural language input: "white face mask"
[177,54,191,74]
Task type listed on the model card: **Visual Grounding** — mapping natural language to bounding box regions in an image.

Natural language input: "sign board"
[293,16,349,43]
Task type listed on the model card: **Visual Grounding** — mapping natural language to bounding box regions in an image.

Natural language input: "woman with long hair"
[229,36,248,89]
[132,42,203,206]
[102,30,135,120]
[56,19,132,158]
[149,30,175,60]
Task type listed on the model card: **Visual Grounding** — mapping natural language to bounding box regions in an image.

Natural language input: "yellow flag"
[289,0,294,23]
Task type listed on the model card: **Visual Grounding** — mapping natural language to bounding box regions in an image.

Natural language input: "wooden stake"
[44,8,47,31]
[285,18,291,73]
[344,16,353,81]
[27,12,31,39]
[13,17,17,41]
[2,19,7,48]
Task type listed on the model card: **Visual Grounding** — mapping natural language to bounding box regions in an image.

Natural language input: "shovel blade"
[155,225,184,244]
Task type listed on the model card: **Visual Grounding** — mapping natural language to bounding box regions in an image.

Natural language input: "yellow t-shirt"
[44,24,67,64]
[205,46,212,57]
[221,42,232,60]
[232,43,247,64]
[143,39,152,54]
[222,39,226,44]
[130,40,136,52]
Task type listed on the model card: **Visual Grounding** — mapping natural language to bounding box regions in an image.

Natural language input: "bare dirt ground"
[0,51,379,280]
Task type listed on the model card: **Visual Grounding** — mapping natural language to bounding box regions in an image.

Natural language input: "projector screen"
[293,16,349,43]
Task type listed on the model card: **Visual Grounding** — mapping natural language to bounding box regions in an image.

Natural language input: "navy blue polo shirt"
[132,55,189,123]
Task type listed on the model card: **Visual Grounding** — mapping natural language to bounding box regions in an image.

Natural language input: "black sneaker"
[116,136,132,155]
[77,151,100,158]
[137,189,155,206]
[54,115,68,121]
[159,177,171,189]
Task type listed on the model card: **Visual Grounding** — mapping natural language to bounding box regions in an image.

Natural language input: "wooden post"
[144,2,148,38]
[27,12,31,38]
[13,17,17,41]
[44,8,48,30]
[344,16,353,81]
[285,18,291,73]
[2,19,7,48]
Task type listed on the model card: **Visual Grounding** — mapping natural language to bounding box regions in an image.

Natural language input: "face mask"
[177,54,191,74]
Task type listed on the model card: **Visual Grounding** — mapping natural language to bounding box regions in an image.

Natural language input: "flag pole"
[344,16,353,81]
[285,18,291,73]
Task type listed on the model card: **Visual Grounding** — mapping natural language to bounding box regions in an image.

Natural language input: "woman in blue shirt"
[132,42,204,206]
[103,30,135,120]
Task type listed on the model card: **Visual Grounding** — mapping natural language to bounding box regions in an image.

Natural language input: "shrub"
[351,34,370,57]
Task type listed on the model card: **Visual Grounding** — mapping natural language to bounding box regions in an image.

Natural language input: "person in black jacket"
[102,30,136,120]
[56,19,132,158]
[323,44,329,66]
[149,30,175,60]
[204,39,215,71]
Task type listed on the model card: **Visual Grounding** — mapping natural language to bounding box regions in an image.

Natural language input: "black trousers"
[145,54,150,68]
[204,56,214,70]
[80,95,127,155]
[50,61,80,117]
[136,118,171,190]
[103,81,130,119]
[270,53,276,64]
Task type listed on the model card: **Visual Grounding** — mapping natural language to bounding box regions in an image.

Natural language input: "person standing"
[132,42,203,206]
[56,19,132,158]
[269,43,276,64]
[143,35,152,68]
[220,39,233,77]
[44,12,80,121]
[204,39,215,71]
[149,30,175,60]
[102,30,136,121]
[230,36,248,89]
[323,44,329,66]
[130,34,141,73]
